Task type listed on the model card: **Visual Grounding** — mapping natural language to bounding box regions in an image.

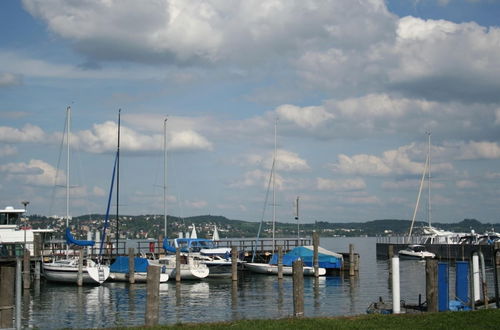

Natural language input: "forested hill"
[26,213,497,240]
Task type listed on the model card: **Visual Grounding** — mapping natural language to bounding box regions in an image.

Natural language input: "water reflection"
[21,237,499,329]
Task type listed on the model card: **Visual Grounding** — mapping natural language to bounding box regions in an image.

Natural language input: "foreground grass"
[106,309,500,330]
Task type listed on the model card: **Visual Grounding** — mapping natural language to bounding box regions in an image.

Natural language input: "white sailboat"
[245,119,326,275]
[400,132,436,259]
[157,118,209,280]
[43,106,110,284]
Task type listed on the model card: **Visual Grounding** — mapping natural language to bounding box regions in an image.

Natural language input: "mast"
[66,106,71,229]
[295,196,299,240]
[163,117,168,238]
[272,118,277,252]
[66,106,71,257]
[427,131,432,228]
[116,109,121,256]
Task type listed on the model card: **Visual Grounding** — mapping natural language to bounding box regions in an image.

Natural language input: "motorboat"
[398,244,435,259]
[153,254,209,280]
[109,256,168,282]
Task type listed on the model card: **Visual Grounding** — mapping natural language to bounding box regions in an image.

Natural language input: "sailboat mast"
[295,196,299,240]
[427,131,432,228]
[66,106,70,229]
[163,117,168,238]
[116,109,121,256]
[272,118,277,252]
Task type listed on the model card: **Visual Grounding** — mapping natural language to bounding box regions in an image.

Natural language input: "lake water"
[20,237,497,329]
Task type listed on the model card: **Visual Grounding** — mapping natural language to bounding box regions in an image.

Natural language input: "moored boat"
[398,244,435,259]
[244,262,326,276]
[109,256,169,282]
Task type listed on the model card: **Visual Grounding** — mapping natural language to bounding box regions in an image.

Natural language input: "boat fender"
[149,242,155,253]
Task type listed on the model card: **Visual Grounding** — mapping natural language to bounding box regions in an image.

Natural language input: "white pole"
[163,118,168,238]
[427,131,432,228]
[472,254,481,302]
[392,256,401,314]
[272,118,277,252]
[66,106,71,257]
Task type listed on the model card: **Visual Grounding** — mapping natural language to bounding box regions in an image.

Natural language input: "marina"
[1,236,499,329]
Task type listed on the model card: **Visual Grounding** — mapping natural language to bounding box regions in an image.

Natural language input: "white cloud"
[0,72,22,87]
[0,124,46,143]
[76,121,212,153]
[22,0,394,65]
[456,141,500,160]
[92,186,106,197]
[0,159,62,186]
[239,149,309,172]
[332,143,453,176]
[184,200,208,209]
[0,145,17,156]
[276,104,334,129]
[316,177,366,191]
[456,180,479,189]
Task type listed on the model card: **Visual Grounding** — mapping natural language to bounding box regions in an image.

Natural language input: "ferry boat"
[0,206,53,256]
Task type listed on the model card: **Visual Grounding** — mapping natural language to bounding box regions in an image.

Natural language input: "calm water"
[20,237,496,328]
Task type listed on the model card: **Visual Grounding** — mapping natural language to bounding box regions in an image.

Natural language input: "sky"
[1,0,500,224]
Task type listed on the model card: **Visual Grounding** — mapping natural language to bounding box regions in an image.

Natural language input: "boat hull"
[245,262,326,276]
[43,262,110,284]
[109,272,169,283]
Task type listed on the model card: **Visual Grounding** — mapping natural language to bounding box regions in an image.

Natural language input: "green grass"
[105,309,500,330]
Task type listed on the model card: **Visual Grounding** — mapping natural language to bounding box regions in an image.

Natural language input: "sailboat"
[154,118,209,280]
[399,132,436,259]
[43,106,110,284]
[245,119,326,276]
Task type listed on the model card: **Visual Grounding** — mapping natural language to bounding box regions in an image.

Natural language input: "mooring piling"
[292,259,304,317]
[175,248,181,282]
[426,258,438,312]
[313,232,319,277]
[277,246,283,279]
[77,249,83,286]
[23,249,30,290]
[145,265,160,326]
[231,246,238,282]
[128,248,135,284]
[0,264,15,328]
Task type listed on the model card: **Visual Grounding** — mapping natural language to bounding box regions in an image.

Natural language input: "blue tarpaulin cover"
[110,256,150,273]
[65,228,95,247]
[269,246,342,269]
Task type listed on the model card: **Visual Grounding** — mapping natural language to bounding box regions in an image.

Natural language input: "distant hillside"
[26,213,499,240]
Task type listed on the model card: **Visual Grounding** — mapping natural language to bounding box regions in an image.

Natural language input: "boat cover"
[110,256,149,273]
[65,228,95,247]
[269,246,343,269]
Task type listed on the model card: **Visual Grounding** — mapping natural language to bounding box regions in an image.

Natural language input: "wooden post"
[0,266,15,328]
[388,244,394,259]
[313,232,319,277]
[23,248,30,290]
[494,243,500,308]
[145,265,160,326]
[175,248,181,282]
[231,246,238,282]
[349,244,355,277]
[77,249,83,286]
[34,234,41,282]
[277,246,283,279]
[426,258,438,312]
[16,258,21,330]
[158,235,163,257]
[292,259,304,317]
[128,248,135,284]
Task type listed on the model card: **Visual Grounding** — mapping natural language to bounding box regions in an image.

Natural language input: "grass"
[105,308,500,330]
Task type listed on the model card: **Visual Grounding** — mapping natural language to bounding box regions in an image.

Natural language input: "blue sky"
[1,0,500,225]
